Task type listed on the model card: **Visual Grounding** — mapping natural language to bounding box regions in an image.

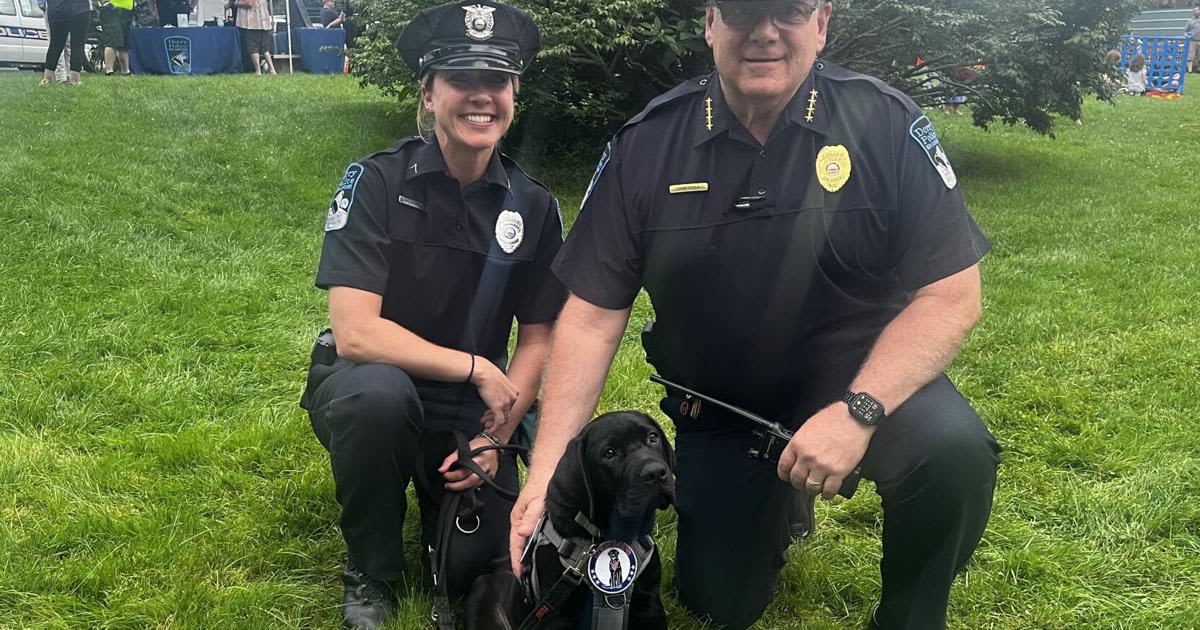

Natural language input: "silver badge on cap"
[495,210,523,254]
[463,4,496,40]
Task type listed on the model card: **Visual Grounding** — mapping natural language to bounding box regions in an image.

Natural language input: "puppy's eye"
[603,448,618,459]
[647,433,660,446]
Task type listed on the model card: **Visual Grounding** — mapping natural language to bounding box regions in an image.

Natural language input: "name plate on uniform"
[668,182,709,194]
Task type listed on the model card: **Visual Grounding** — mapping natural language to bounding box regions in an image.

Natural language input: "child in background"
[1126,53,1149,95]
[1104,50,1125,93]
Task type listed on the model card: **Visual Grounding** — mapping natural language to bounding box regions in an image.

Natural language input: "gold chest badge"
[815,145,852,193]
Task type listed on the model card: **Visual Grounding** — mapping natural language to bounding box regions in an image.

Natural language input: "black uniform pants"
[667,374,1000,630]
[305,360,517,595]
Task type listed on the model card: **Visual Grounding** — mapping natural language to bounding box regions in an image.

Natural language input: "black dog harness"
[517,511,656,630]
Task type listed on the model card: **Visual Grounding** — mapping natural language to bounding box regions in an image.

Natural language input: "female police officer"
[301,2,565,628]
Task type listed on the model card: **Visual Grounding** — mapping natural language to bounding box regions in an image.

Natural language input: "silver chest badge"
[463,4,495,40]
[495,210,523,254]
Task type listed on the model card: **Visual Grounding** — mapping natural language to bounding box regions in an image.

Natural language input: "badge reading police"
[815,144,852,193]
[463,4,495,40]
[495,210,524,254]
[587,541,638,595]
[325,163,364,232]
[909,115,957,189]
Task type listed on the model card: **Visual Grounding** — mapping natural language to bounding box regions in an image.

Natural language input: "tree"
[825,0,1144,136]
[349,0,1143,156]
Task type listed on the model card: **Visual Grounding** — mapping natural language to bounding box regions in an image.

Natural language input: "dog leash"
[649,374,863,498]
[420,430,529,630]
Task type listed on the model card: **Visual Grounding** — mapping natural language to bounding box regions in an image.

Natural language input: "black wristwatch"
[842,391,886,426]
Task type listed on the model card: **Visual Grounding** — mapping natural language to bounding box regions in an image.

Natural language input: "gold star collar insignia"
[705,97,714,132]
[805,89,819,123]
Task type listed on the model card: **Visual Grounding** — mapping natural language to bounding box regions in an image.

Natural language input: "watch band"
[842,390,886,426]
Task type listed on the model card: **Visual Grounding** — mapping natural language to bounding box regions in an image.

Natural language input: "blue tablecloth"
[293,28,345,74]
[130,26,242,75]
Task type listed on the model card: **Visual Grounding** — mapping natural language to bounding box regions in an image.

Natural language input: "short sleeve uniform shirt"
[553,61,989,419]
[316,137,567,372]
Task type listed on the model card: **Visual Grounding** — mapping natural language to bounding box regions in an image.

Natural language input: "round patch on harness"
[588,541,638,595]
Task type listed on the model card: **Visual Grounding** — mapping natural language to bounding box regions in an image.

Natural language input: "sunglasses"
[714,1,820,31]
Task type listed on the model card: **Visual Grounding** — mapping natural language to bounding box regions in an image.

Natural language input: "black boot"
[341,562,397,629]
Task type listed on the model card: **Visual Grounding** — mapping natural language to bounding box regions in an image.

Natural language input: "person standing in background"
[229,0,275,74]
[154,0,193,25]
[35,0,69,82]
[131,0,159,27]
[40,0,91,86]
[319,0,342,28]
[98,0,134,74]
[1186,6,1200,73]
[196,0,226,25]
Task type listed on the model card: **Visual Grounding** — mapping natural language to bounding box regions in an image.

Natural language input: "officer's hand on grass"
[439,437,500,492]
[469,357,518,429]
[509,474,548,577]
[778,403,874,500]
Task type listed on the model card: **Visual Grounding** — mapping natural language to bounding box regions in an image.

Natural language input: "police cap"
[397,1,540,78]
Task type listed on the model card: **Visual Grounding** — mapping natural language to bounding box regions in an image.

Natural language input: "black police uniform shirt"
[553,61,990,422]
[316,136,567,383]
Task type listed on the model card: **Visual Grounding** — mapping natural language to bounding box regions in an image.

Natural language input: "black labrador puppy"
[465,411,675,630]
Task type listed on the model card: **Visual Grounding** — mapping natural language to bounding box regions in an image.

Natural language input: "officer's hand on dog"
[778,403,874,500]
[469,358,518,428]
[509,478,548,577]
[438,437,500,492]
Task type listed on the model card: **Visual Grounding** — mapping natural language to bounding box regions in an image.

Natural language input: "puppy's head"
[549,411,676,530]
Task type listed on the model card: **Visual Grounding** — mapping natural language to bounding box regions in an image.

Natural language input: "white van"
[0,0,50,69]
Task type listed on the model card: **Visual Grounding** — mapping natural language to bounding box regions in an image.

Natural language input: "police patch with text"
[908,116,958,189]
[325,163,364,232]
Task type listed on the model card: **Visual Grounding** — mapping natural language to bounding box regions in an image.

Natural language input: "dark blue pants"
[305,360,517,595]
[667,374,1000,630]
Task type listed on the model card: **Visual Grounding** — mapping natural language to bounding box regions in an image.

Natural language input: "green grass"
[0,72,1198,629]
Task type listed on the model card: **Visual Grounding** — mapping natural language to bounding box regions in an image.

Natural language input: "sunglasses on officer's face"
[714,0,820,31]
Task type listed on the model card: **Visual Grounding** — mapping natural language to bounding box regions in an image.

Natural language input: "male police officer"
[510,1,1000,629]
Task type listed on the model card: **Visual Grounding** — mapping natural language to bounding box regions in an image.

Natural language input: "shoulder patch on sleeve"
[325,163,365,231]
[552,196,564,239]
[580,142,612,212]
[908,116,957,189]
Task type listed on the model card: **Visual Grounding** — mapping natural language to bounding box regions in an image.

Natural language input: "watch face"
[849,393,883,425]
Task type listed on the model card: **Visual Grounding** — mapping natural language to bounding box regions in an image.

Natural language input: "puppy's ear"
[547,429,594,519]
[644,414,676,472]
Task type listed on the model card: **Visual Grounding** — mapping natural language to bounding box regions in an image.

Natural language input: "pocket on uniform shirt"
[817,207,894,279]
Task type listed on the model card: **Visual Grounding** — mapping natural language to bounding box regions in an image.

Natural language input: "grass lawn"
[1,71,1198,629]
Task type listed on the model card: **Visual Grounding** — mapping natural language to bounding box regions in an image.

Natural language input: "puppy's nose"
[640,463,669,484]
